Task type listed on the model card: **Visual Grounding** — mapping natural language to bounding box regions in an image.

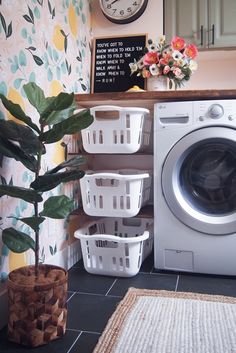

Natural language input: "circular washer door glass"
[162,127,236,235]
[180,141,236,215]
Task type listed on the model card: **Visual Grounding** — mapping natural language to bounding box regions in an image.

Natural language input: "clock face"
[99,0,148,24]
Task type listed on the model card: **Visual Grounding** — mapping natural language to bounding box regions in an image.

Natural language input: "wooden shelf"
[70,205,153,219]
[68,151,153,156]
[75,90,236,108]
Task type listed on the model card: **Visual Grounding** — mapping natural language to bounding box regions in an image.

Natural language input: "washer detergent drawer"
[164,249,194,271]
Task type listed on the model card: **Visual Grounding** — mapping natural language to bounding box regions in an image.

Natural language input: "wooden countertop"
[75,90,236,108]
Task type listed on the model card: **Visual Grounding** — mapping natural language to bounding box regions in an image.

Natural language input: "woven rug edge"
[92,288,236,353]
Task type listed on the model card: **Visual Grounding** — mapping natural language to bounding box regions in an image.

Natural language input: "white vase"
[147,76,168,91]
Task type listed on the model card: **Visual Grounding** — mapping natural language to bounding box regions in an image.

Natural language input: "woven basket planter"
[7,264,68,347]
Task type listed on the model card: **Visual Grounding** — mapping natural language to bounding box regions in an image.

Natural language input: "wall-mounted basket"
[74,218,153,277]
[81,105,151,154]
[80,169,152,217]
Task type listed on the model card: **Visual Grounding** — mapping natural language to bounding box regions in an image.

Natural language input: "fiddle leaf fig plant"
[0,82,94,276]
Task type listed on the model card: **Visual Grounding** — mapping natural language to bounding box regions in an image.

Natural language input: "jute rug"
[93,288,236,353]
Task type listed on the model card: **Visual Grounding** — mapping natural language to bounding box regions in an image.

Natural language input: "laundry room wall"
[91,0,236,90]
[0,0,92,329]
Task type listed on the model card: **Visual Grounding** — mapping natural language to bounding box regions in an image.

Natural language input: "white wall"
[91,0,236,90]
[187,51,236,90]
[91,0,163,38]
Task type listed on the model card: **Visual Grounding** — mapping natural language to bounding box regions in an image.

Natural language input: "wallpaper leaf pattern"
[0,12,12,39]
[0,0,91,286]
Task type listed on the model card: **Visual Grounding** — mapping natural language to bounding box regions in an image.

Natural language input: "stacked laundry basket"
[74,105,153,277]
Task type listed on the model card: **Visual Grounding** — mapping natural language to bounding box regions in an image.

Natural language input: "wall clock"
[99,0,148,24]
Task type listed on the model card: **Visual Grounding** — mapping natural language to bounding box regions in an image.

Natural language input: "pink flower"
[184,44,198,59]
[163,65,171,74]
[173,67,184,78]
[171,36,186,51]
[143,52,158,66]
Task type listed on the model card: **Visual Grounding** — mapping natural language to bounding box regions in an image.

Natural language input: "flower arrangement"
[129,35,198,89]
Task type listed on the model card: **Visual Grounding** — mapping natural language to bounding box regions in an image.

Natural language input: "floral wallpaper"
[0,0,92,286]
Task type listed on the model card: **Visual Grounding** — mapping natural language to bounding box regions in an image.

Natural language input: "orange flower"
[142,68,152,78]
[184,44,198,59]
[143,52,158,65]
[159,53,172,66]
[171,36,185,51]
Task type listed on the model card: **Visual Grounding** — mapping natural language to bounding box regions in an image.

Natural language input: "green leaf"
[43,102,77,126]
[0,12,7,35]
[0,120,44,155]
[40,92,75,124]
[19,50,27,66]
[8,216,45,231]
[81,83,87,91]
[0,185,43,203]
[60,29,66,37]
[0,176,7,185]
[33,55,43,66]
[40,195,74,218]
[0,136,38,172]
[23,82,55,116]
[40,109,94,144]
[64,36,68,53]
[26,46,36,51]
[48,0,52,13]
[7,21,12,38]
[49,245,54,255]
[46,155,86,174]
[23,14,33,24]
[2,227,35,253]
[28,5,34,23]
[0,94,40,133]
[30,170,85,192]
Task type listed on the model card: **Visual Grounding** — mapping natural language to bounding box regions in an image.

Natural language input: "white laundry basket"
[74,218,153,277]
[80,169,152,217]
[81,105,151,154]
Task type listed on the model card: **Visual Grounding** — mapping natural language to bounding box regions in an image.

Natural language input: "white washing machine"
[154,99,236,276]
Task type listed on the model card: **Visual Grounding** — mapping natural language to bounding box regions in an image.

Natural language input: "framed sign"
[91,34,147,93]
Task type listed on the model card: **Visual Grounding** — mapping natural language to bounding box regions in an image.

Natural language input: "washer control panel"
[207,104,224,119]
[194,100,236,124]
[155,100,236,130]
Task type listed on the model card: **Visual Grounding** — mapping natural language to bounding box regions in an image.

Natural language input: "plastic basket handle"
[90,105,150,115]
[75,230,150,243]
[91,105,124,112]
[85,172,150,180]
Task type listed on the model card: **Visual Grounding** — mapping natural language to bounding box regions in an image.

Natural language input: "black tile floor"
[1,253,236,352]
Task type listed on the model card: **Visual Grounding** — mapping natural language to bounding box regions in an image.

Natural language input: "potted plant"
[0,82,93,347]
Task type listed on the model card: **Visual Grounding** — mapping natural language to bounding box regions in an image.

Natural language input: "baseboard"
[0,240,82,329]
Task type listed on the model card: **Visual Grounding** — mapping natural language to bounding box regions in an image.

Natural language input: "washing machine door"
[162,126,236,235]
